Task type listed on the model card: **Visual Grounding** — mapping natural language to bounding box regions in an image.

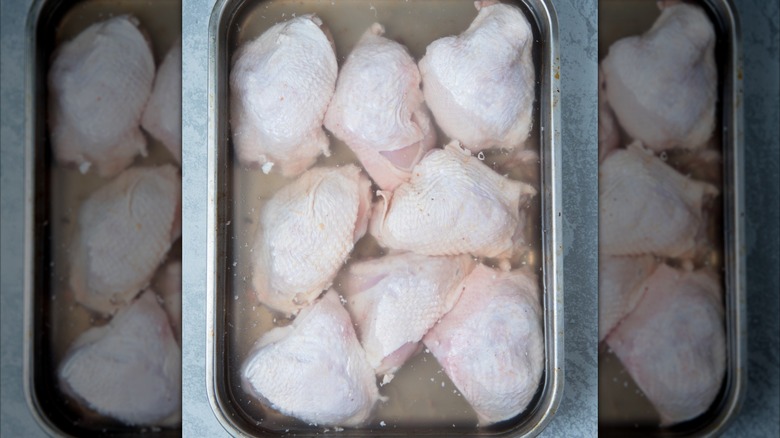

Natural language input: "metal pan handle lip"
[519,0,565,436]
[205,0,253,436]
[702,0,748,433]
[22,1,71,435]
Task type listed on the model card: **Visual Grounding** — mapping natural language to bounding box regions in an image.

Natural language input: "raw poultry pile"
[230,0,544,427]
[48,16,182,426]
[598,1,725,426]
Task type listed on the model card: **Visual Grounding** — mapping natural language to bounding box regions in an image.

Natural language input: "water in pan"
[42,0,181,431]
[598,0,726,430]
[224,0,545,433]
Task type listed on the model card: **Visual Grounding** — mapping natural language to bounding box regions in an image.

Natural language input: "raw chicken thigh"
[154,261,182,345]
[601,2,716,151]
[59,291,181,426]
[599,142,717,258]
[230,15,337,176]
[49,15,155,177]
[370,142,536,259]
[419,0,535,153]
[70,165,181,315]
[241,290,381,426]
[424,265,543,425]
[142,38,182,163]
[340,252,475,376]
[324,23,435,190]
[252,165,371,315]
[606,265,725,425]
[598,255,658,342]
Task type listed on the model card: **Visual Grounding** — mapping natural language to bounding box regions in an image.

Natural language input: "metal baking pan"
[23,0,182,436]
[207,0,561,436]
[597,0,745,436]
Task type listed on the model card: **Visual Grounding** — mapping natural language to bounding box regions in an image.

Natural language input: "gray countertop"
[1,0,777,436]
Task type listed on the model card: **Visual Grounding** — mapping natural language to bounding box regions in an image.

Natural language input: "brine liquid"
[598,0,726,431]
[223,0,546,434]
[43,0,181,431]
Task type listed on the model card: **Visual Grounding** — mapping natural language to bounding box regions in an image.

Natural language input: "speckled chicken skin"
[370,142,536,260]
[424,265,544,425]
[251,165,372,315]
[48,16,155,177]
[59,291,181,426]
[70,165,181,316]
[419,0,535,153]
[241,290,381,427]
[230,15,337,176]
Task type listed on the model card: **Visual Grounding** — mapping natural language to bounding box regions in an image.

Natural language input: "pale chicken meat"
[339,253,475,377]
[241,290,381,427]
[370,142,536,259]
[324,23,435,190]
[70,165,181,315]
[374,342,423,383]
[598,255,658,342]
[142,38,182,164]
[252,165,371,315]
[49,16,155,177]
[599,142,717,258]
[424,265,544,425]
[606,265,725,425]
[419,0,534,153]
[230,15,337,176]
[153,261,182,345]
[59,290,181,426]
[601,2,716,151]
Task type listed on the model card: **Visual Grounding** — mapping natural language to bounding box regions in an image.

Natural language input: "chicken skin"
[241,290,381,426]
[49,16,155,177]
[601,3,716,151]
[252,165,371,315]
[230,15,337,176]
[424,265,544,425]
[324,23,435,190]
[419,0,535,153]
